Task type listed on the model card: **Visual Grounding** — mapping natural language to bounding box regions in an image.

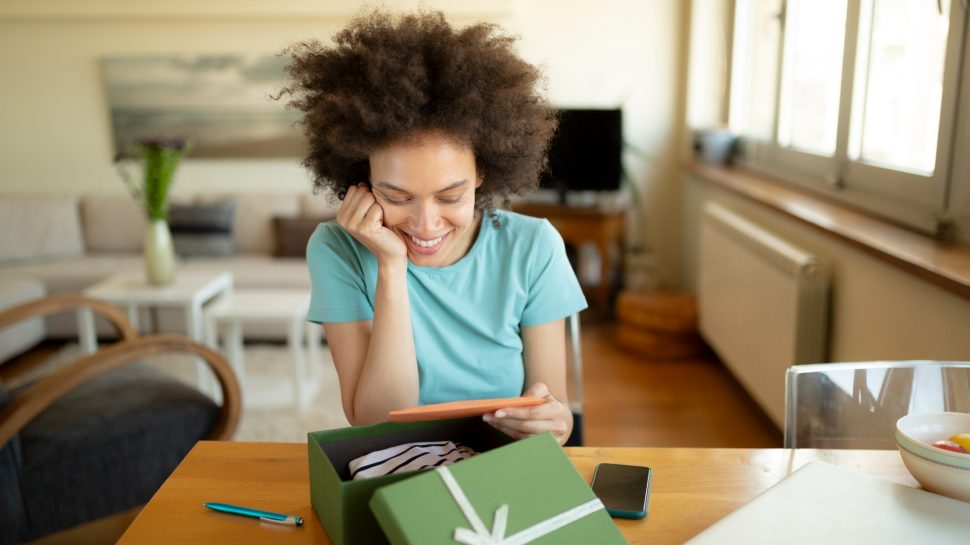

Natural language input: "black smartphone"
[590,463,652,519]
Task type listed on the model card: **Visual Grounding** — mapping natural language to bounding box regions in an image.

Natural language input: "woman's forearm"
[352,261,419,423]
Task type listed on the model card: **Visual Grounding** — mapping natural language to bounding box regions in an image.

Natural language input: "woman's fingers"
[484,387,570,440]
[362,201,384,231]
[484,410,567,436]
[522,382,550,399]
[347,186,377,228]
[498,382,556,420]
[337,184,364,225]
[338,184,384,237]
[484,415,551,438]
[493,399,561,421]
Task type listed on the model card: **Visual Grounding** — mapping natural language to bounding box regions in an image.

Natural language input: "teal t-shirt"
[306,209,587,404]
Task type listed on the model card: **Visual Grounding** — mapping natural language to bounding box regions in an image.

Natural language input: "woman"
[283,10,586,445]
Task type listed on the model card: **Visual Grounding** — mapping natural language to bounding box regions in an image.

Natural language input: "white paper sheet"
[685,461,970,544]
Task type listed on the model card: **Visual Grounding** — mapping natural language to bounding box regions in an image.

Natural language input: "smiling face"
[368,131,483,268]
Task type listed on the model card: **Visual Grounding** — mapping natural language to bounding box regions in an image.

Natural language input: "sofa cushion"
[0,196,84,263]
[0,256,147,338]
[198,194,300,255]
[0,277,46,363]
[17,362,218,541]
[80,195,146,253]
[0,256,144,294]
[169,201,235,257]
[273,216,333,258]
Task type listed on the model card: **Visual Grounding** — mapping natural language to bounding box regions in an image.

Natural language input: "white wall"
[684,176,970,361]
[507,0,689,286]
[0,15,339,197]
[0,0,689,285]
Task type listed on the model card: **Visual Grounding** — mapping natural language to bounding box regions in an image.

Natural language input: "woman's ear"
[475,174,484,189]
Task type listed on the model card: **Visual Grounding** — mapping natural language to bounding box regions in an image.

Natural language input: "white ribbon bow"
[436,465,604,545]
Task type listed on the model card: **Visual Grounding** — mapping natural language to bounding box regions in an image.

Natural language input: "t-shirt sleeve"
[520,219,588,326]
[306,222,375,324]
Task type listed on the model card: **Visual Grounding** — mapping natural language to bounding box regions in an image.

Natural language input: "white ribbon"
[436,465,605,545]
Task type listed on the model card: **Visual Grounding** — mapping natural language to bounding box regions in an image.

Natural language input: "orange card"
[387,396,544,423]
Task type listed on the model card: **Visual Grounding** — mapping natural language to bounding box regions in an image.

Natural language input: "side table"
[78,270,234,392]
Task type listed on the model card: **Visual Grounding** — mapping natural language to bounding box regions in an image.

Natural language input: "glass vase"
[144,219,176,285]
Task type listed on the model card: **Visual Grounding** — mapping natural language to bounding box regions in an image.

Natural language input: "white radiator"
[698,202,829,427]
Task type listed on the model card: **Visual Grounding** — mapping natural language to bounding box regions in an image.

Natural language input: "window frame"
[730,0,968,236]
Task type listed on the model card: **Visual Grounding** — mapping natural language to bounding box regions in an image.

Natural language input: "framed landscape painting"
[101,54,305,158]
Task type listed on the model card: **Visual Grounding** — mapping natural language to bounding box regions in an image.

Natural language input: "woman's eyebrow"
[374,180,468,195]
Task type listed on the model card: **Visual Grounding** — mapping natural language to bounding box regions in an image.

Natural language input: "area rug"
[227,343,350,442]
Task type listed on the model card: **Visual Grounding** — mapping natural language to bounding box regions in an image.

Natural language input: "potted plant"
[115,137,191,285]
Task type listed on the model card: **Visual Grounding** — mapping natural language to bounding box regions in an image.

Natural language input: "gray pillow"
[168,201,235,257]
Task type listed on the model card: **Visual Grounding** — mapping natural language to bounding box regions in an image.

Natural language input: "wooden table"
[117,442,914,544]
[513,203,626,318]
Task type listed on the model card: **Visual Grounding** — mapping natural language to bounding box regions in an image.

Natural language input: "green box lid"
[370,433,627,545]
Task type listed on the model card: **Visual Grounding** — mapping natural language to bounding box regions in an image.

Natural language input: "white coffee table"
[78,270,234,391]
[204,289,324,410]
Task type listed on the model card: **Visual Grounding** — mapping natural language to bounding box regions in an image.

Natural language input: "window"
[730,0,966,235]
[729,0,783,141]
[777,0,847,155]
[852,0,951,173]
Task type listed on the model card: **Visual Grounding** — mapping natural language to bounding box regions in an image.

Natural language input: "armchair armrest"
[0,334,242,447]
[0,293,137,342]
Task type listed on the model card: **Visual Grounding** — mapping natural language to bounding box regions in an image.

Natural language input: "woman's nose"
[410,202,443,234]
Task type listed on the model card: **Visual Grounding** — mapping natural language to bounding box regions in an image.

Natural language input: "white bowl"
[895,412,970,503]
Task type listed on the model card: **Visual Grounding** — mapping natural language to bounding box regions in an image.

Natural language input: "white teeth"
[410,234,444,248]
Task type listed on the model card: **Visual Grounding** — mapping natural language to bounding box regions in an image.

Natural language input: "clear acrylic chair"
[784,361,970,449]
[565,312,585,446]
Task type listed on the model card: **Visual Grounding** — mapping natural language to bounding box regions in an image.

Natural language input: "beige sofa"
[0,193,336,348]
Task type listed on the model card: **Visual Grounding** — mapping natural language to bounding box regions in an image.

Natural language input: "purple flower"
[135,136,189,151]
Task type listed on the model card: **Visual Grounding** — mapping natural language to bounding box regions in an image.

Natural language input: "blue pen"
[204,502,303,526]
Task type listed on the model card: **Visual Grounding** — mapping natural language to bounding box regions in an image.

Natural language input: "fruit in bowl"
[951,433,970,452]
[932,440,968,454]
[895,412,970,503]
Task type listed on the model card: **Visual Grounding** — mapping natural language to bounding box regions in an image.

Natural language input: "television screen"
[540,108,623,192]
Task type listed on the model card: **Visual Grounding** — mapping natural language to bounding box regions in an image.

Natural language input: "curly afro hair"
[280,9,557,209]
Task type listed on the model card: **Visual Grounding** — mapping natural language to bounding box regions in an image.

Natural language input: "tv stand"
[556,185,569,206]
[512,202,626,319]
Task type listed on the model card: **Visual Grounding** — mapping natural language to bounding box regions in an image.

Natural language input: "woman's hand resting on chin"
[337,183,407,266]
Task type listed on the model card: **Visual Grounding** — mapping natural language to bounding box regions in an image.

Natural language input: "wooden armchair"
[0,293,242,544]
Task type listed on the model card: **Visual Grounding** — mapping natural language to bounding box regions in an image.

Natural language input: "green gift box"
[308,417,516,545]
[370,432,627,545]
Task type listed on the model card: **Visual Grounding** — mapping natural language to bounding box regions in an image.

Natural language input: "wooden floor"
[581,320,781,448]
